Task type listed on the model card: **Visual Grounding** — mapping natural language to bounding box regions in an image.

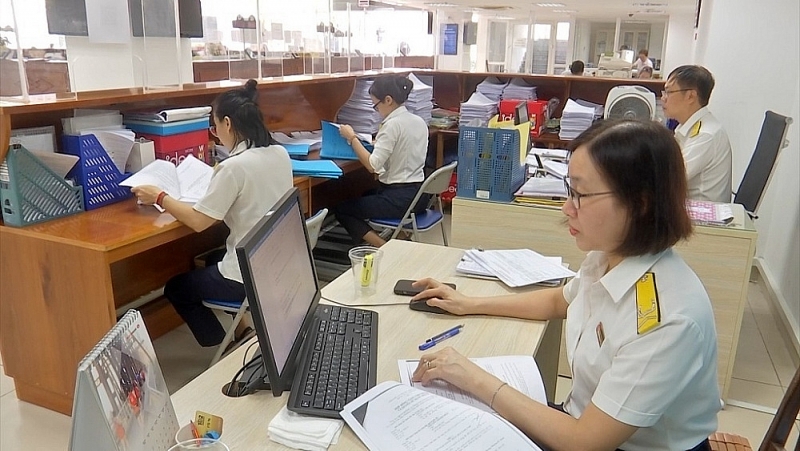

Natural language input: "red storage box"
[137,129,210,165]
[499,99,549,137]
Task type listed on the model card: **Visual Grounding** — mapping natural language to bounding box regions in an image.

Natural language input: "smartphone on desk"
[394,279,456,296]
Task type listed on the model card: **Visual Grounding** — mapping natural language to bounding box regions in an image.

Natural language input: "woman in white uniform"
[410,119,720,451]
[131,79,294,347]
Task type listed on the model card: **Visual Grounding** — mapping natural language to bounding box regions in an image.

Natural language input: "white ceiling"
[378,0,696,22]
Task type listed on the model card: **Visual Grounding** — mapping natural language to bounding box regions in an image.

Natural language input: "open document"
[120,155,213,206]
[462,249,575,288]
[341,381,542,451]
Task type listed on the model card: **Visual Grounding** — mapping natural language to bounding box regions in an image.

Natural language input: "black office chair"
[733,111,793,219]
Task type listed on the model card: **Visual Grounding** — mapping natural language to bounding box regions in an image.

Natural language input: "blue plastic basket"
[456,126,525,202]
[0,144,84,227]
[62,134,132,210]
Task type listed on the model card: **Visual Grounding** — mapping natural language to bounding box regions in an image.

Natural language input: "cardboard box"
[136,129,209,165]
[499,99,549,137]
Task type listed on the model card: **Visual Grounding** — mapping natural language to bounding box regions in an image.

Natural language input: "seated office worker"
[334,75,429,247]
[662,65,733,202]
[633,49,654,73]
[131,79,294,347]
[562,60,585,76]
[411,120,720,451]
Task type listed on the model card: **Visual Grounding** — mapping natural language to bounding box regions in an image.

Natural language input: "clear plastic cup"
[168,438,230,451]
[348,246,383,296]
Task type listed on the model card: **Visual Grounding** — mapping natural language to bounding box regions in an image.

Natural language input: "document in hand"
[119,155,213,205]
[320,121,374,160]
[341,380,542,451]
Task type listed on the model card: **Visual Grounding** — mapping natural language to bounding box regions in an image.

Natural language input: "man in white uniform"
[662,65,733,202]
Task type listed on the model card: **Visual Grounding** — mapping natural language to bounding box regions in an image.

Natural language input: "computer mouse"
[409,299,450,315]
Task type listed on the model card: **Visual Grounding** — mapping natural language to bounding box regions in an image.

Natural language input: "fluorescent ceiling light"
[425,2,455,5]
[536,3,565,7]
[553,9,577,13]
[632,2,668,6]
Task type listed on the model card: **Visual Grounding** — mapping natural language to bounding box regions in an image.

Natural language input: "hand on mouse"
[411,278,476,315]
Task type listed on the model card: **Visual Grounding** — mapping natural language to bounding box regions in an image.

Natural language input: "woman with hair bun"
[335,75,430,247]
[131,79,294,348]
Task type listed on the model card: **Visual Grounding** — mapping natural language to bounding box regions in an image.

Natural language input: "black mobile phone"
[393,279,456,296]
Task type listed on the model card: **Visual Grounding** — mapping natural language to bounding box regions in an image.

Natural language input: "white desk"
[451,197,758,401]
[171,240,560,450]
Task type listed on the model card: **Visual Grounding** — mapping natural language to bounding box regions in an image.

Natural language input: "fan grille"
[608,96,653,120]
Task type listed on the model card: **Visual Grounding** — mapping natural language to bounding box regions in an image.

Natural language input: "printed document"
[397,355,547,413]
[464,249,575,288]
[340,381,541,451]
[120,155,212,206]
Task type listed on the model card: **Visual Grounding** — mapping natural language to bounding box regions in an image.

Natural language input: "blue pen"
[419,324,464,351]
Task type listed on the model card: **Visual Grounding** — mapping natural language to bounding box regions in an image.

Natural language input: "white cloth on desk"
[268,406,343,451]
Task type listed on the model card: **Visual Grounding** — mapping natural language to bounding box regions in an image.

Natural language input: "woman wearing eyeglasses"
[409,120,720,451]
[131,79,293,348]
[334,75,429,247]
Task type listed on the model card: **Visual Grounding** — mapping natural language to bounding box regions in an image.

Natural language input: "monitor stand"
[221,349,271,397]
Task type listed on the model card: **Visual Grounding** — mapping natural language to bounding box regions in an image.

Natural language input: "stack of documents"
[62,109,136,174]
[336,79,382,134]
[404,73,434,124]
[457,249,575,288]
[501,78,537,100]
[476,77,507,102]
[559,99,596,140]
[291,160,343,179]
[124,106,211,123]
[514,177,567,200]
[459,91,498,127]
[272,131,323,157]
[686,200,735,226]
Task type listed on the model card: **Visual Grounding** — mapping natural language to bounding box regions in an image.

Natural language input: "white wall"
[662,12,694,75]
[695,0,800,344]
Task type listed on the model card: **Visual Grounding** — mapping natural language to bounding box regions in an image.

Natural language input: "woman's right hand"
[411,278,477,315]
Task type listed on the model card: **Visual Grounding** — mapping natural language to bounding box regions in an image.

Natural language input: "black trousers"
[546,402,711,451]
[333,182,430,244]
[164,262,246,347]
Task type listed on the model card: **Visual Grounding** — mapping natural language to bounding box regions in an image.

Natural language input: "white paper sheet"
[120,159,181,199]
[120,156,212,207]
[340,381,541,451]
[397,355,547,413]
[175,155,213,202]
[84,129,135,174]
[29,150,79,178]
[465,249,575,288]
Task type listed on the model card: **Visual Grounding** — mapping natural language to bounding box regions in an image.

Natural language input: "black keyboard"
[287,305,378,418]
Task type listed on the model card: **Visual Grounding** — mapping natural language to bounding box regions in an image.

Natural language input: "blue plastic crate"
[0,144,84,227]
[456,126,525,202]
[62,134,132,210]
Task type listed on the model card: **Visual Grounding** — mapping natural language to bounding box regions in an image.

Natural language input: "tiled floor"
[2,219,798,449]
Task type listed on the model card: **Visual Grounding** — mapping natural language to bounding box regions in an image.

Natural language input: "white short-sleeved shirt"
[562,249,720,451]
[634,58,653,72]
[193,142,294,283]
[368,105,428,185]
[674,107,733,203]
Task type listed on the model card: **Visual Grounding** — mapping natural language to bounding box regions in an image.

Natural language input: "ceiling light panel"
[536,3,565,7]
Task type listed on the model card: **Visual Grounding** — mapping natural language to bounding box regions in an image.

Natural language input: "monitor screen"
[236,188,320,395]
[514,101,529,125]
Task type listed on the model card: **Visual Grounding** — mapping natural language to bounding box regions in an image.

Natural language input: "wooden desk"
[450,197,758,401]
[172,240,562,450]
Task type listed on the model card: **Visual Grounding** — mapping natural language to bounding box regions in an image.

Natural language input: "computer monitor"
[235,187,321,396]
[514,101,529,125]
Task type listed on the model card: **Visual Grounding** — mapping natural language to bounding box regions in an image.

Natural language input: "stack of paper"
[290,160,343,179]
[476,77,507,102]
[336,79,382,134]
[404,73,434,124]
[559,99,596,140]
[459,92,498,127]
[272,131,324,157]
[514,177,567,199]
[124,106,211,123]
[501,78,537,100]
[686,200,735,226]
[456,249,575,288]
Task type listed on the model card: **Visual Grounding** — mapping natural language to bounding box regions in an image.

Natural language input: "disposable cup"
[348,246,383,296]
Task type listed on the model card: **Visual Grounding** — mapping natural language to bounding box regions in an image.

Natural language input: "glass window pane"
[555,21,569,65]
[532,24,550,74]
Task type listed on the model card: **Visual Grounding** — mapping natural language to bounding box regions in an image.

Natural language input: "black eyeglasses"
[563,177,614,209]
[371,101,381,111]
[661,88,692,98]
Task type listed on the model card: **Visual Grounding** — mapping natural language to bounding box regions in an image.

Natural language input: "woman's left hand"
[412,346,495,394]
[338,124,356,144]
[130,185,163,205]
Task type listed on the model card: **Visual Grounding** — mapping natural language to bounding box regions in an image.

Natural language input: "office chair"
[733,111,793,219]
[204,208,329,366]
[368,161,457,246]
[708,365,799,451]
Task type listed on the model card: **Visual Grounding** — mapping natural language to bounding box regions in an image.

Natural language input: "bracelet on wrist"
[156,191,167,207]
[489,382,508,410]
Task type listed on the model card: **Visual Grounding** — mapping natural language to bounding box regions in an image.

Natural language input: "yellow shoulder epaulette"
[689,120,702,138]
[636,272,661,335]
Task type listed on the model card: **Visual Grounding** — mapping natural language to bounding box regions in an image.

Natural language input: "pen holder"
[348,246,383,296]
